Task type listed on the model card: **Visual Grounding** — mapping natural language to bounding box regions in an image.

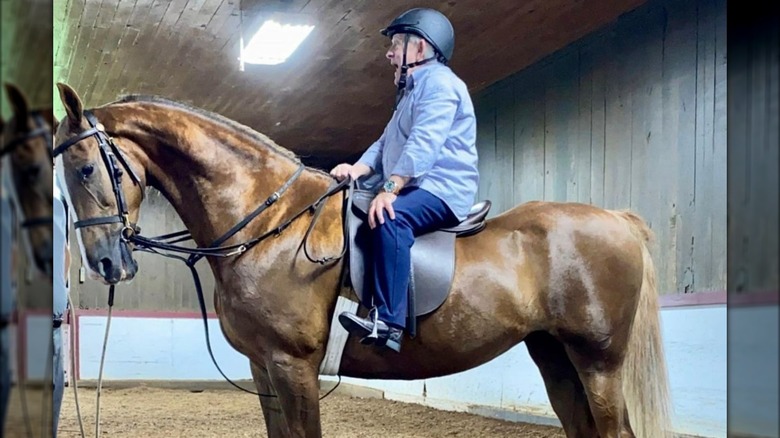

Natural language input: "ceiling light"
[240,19,314,66]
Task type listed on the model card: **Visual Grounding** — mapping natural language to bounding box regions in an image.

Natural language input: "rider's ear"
[5,83,30,129]
[56,82,84,127]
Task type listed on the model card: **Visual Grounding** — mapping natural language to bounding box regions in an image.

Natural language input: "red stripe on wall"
[659,291,727,307]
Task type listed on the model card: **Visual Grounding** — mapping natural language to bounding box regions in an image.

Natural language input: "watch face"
[383,180,395,192]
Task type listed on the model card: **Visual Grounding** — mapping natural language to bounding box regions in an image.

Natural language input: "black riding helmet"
[381,8,455,109]
[381,7,455,64]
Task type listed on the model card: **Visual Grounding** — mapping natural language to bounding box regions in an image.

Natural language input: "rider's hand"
[368,192,397,229]
[330,163,354,182]
[330,163,372,182]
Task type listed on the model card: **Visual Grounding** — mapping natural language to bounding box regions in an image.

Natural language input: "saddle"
[344,188,491,337]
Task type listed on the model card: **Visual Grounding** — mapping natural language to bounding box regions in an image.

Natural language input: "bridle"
[52,109,352,399]
[52,110,143,241]
[0,111,56,230]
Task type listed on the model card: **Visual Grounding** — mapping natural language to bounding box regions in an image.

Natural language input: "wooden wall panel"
[512,68,546,205]
[494,86,516,214]
[473,0,727,296]
[474,90,496,208]
[728,8,780,297]
[544,50,579,203]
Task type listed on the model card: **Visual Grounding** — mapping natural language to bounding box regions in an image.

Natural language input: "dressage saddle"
[344,188,491,337]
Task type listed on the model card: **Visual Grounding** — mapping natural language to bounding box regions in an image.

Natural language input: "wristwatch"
[382,179,400,195]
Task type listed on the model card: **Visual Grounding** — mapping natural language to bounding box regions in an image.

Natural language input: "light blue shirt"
[53,176,69,319]
[357,62,479,221]
[1,174,17,320]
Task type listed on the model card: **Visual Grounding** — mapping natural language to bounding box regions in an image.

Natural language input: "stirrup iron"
[361,307,380,345]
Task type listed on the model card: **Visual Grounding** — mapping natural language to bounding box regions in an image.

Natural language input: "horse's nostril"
[100,257,113,276]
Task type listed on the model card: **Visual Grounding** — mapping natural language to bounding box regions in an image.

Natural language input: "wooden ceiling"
[53,0,646,169]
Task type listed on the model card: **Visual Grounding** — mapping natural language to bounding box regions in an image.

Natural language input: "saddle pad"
[319,295,359,376]
[347,190,455,317]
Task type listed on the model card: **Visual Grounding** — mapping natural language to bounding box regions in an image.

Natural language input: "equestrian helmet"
[381,8,455,63]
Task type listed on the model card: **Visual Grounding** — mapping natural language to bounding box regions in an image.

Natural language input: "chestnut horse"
[53,82,671,438]
[1,83,56,278]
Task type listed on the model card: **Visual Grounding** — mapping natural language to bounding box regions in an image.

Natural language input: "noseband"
[0,112,56,230]
[52,110,143,240]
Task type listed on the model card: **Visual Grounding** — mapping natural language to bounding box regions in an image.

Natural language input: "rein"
[53,111,351,399]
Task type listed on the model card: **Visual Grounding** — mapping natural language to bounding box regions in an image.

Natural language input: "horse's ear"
[56,83,83,126]
[5,83,30,122]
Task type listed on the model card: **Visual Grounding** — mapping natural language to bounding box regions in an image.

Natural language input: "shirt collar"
[406,62,439,91]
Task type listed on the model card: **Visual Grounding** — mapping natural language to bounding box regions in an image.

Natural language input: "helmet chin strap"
[394,33,436,110]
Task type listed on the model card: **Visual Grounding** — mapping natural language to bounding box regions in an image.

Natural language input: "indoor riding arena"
[4,0,777,437]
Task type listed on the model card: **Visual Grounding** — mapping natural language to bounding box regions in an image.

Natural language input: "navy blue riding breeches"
[367,187,459,329]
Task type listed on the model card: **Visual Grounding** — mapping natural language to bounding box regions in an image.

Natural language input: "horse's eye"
[24,165,41,182]
[81,164,95,178]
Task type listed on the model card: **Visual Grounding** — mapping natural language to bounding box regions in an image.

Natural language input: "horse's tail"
[618,210,673,438]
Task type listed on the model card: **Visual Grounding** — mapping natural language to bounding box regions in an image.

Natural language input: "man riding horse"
[52,4,672,431]
[330,8,479,352]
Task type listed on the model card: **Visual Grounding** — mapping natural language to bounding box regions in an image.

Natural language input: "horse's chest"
[218,315,246,348]
[215,298,266,356]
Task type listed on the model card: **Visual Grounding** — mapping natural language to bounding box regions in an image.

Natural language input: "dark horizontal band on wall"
[723,290,779,307]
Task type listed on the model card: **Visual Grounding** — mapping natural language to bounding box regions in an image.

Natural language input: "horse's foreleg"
[250,361,290,437]
[266,352,322,438]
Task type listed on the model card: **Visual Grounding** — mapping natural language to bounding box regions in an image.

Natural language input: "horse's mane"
[109,94,325,174]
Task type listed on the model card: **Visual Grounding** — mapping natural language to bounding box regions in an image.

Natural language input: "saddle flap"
[410,230,456,315]
[349,189,374,218]
[346,188,456,319]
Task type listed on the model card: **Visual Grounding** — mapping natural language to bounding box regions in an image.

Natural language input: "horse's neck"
[120,108,324,249]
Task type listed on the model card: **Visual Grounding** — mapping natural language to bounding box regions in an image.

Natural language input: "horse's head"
[54,83,145,285]
[1,83,56,277]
